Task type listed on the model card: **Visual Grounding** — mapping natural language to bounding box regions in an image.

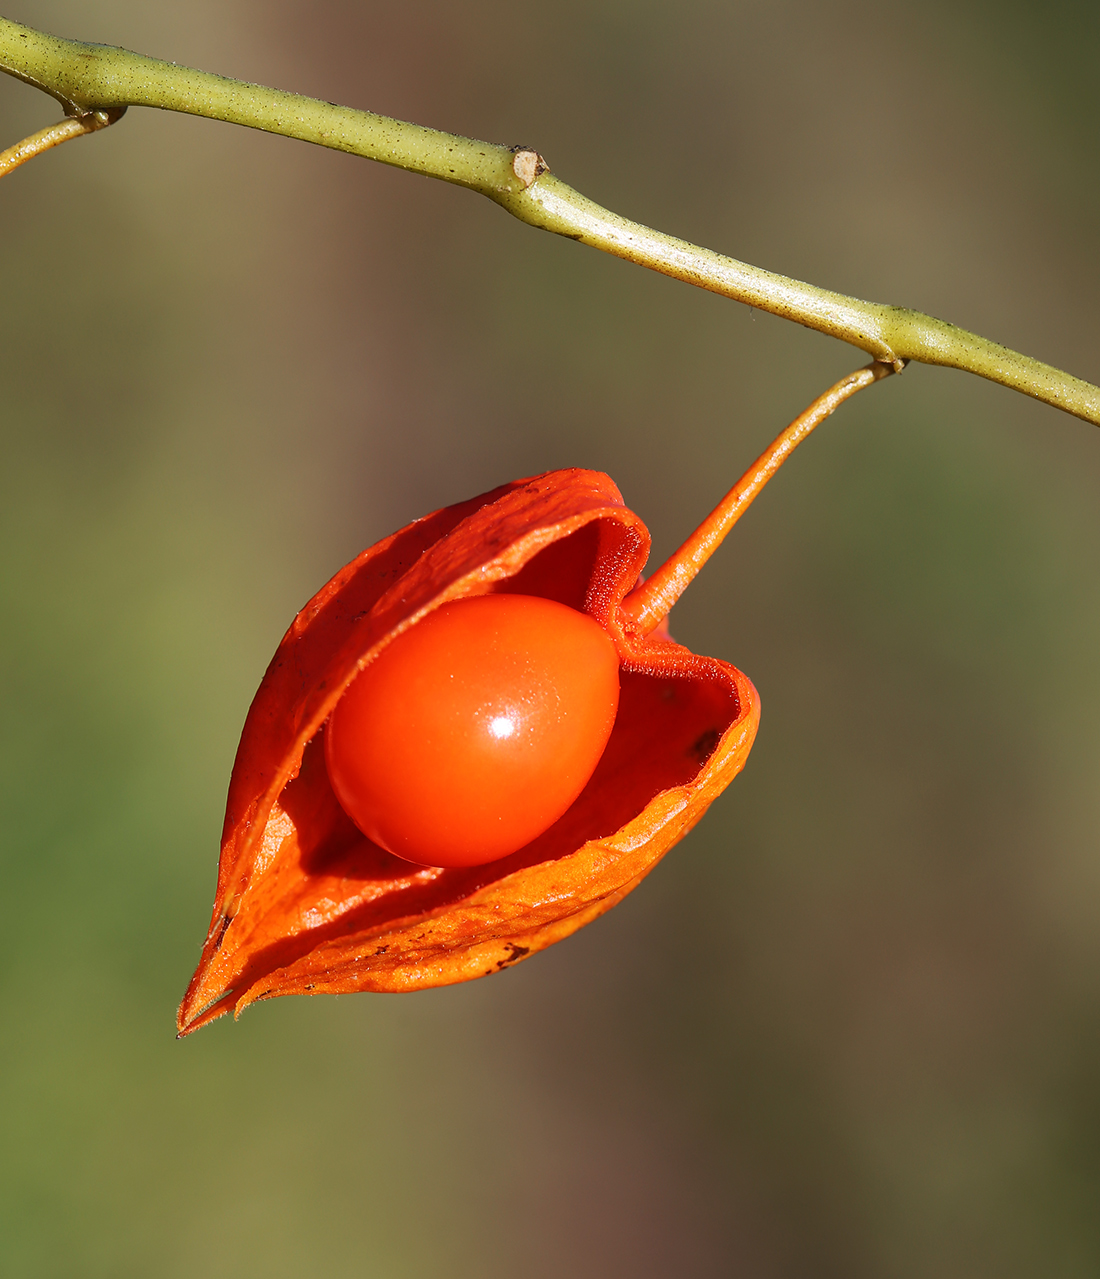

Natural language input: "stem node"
[510,146,549,188]
[0,104,124,181]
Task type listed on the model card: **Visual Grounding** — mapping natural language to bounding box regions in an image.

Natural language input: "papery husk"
[178,470,759,1035]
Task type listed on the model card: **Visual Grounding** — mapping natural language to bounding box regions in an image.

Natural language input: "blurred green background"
[2,2,1099,1275]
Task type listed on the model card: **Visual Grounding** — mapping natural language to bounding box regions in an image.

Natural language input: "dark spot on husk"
[689,727,721,764]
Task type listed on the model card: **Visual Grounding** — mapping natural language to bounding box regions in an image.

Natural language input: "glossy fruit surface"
[325,594,621,868]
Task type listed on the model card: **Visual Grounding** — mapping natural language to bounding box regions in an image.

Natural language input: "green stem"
[2,15,1097,427]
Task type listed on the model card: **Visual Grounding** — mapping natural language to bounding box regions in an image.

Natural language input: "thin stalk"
[621,362,897,636]
[0,16,1097,426]
[0,107,122,178]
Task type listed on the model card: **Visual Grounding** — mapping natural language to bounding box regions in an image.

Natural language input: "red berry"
[324,593,621,868]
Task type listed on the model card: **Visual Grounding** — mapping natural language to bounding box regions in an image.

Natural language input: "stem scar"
[511,145,548,188]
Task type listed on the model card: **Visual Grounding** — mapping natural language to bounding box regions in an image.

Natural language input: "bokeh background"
[2,1,1099,1275]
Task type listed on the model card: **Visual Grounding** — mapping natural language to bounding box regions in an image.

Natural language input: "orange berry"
[324,593,621,868]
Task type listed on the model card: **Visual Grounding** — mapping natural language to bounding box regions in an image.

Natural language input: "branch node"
[510,146,549,189]
[0,105,126,180]
[71,105,127,129]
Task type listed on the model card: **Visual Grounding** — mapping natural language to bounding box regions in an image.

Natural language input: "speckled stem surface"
[2,15,1097,425]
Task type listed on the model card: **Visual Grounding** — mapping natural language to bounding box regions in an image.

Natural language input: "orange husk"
[178,469,759,1035]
